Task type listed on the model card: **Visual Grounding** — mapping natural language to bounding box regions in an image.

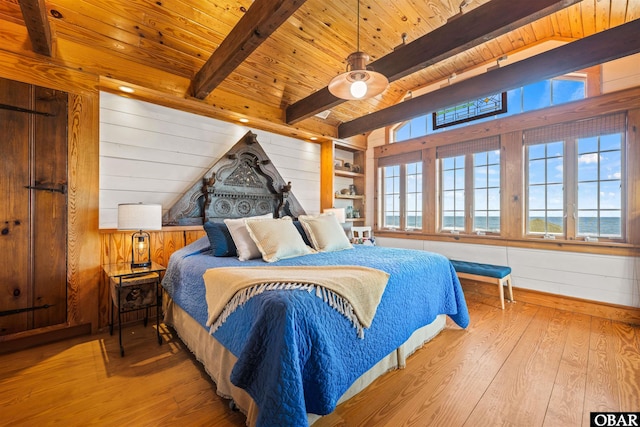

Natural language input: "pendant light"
[328,0,388,100]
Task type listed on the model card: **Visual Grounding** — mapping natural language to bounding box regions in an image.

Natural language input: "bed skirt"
[163,295,446,426]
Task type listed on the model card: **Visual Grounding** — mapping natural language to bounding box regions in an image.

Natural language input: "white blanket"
[203,265,390,338]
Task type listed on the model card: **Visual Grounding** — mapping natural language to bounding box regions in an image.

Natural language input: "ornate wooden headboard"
[162,131,307,225]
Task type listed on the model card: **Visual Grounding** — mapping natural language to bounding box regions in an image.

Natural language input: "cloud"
[579,153,600,164]
[608,172,621,179]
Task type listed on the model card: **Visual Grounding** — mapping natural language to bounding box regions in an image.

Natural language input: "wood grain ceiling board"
[3,0,638,140]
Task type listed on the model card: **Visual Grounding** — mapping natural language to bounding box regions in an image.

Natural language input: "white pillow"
[245,217,315,262]
[298,213,353,252]
[224,213,273,261]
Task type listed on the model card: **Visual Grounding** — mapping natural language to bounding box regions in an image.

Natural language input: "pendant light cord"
[356,0,360,52]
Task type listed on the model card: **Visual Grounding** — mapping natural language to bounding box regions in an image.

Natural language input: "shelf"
[335,169,364,179]
[335,194,365,200]
[321,139,366,220]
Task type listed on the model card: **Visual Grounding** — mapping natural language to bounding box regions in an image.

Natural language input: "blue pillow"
[203,221,237,257]
[293,220,313,247]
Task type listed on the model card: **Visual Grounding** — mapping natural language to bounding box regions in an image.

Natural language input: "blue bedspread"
[162,237,469,427]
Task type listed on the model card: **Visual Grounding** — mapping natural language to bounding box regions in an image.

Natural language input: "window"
[473,150,501,233]
[393,116,427,142]
[405,162,422,229]
[511,76,586,116]
[524,113,625,240]
[526,142,565,235]
[391,75,587,143]
[433,92,507,130]
[437,137,501,234]
[381,165,400,228]
[441,155,465,231]
[378,152,423,230]
[577,133,622,238]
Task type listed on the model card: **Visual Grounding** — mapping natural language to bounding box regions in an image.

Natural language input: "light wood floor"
[1,291,638,426]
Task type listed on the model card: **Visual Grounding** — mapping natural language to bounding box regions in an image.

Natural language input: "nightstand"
[103,261,166,357]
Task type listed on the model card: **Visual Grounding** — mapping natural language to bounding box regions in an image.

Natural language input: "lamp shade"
[324,207,346,224]
[328,52,388,100]
[117,203,162,230]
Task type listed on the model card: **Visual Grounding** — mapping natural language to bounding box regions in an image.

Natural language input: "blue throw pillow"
[293,220,312,247]
[203,221,237,257]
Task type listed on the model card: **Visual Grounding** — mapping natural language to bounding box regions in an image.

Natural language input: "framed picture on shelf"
[334,158,349,171]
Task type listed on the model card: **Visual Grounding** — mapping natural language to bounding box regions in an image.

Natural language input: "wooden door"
[0,78,68,335]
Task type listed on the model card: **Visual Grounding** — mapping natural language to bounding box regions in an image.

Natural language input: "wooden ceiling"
[2,0,639,141]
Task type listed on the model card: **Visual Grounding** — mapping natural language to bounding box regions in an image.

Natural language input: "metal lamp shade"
[328,52,388,100]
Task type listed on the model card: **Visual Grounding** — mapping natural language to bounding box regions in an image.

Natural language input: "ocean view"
[386,216,622,237]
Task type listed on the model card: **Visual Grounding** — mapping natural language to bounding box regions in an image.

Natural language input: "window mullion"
[400,164,407,231]
[465,154,473,233]
[565,138,577,240]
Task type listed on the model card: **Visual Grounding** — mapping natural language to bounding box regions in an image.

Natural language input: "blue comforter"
[162,237,469,426]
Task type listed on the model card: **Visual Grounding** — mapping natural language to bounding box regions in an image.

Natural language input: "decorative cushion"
[245,217,315,262]
[224,213,273,261]
[203,221,237,257]
[449,260,511,279]
[293,220,313,247]
[298,213,352,252]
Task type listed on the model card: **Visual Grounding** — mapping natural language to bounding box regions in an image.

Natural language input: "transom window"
[393,75,587,143]
[433,93,506,130]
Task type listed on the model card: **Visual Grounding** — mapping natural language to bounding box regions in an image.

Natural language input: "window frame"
[436,137,502,236]
[523,114,627,242]
[374,86,638,254]
[524,141,566,237]
[377,152,423,232]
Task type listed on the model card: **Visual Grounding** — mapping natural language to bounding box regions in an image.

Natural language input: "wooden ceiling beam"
[191,0,307,100]
[285,0,582,124]
[338,19,640,139]
[18,0,52,57]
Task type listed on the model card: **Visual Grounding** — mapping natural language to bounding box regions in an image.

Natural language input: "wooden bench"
[449,260,515,309]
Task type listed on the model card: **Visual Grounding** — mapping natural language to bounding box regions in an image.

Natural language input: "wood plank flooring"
[1,292,638,426]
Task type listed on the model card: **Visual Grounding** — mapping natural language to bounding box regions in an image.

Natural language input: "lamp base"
[131,230,151,269]
[130,261,152,269]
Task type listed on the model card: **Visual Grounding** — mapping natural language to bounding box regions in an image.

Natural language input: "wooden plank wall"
[0,49,101,340]
[99,92,321,228]
[99,227,206,329]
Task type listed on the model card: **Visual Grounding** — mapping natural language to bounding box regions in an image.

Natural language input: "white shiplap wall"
[99,92,320,228]
[376,237,640,308]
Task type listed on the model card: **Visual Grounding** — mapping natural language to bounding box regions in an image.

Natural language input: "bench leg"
[498,278,505,310]
[505,275,514,303]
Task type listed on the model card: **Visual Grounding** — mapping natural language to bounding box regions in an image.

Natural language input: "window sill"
[374,229,638,256]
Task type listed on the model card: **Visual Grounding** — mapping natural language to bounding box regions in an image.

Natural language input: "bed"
[159,132,469,426]
[161,231,469,426]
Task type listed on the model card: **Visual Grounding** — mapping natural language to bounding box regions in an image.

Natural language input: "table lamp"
[324,207,351,236]
[117,203,162,268]
[323,207,346,224]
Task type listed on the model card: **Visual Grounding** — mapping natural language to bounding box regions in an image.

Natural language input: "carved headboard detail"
[163,131,306,225]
